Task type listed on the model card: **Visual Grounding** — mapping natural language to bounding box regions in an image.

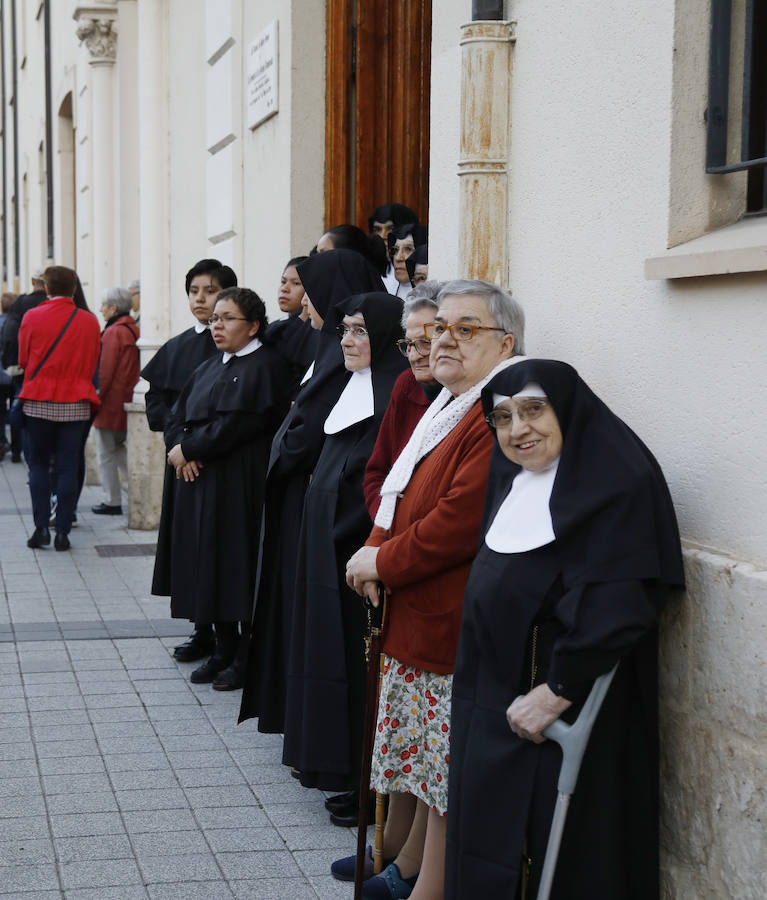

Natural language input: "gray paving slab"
[0,463,367,898]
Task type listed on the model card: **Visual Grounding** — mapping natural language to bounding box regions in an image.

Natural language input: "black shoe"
[329,792,377,828]
[329,809,360,828]
[27,527,51,549]
[174,630,216,662]
[212,665,244,691]
[325,790,357,812]
[190,656,232,684]
[54,533,70,551]
[11,453,22,463]
[91,503,123,515]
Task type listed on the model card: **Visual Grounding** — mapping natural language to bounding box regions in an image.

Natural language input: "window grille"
[706,0,767,213]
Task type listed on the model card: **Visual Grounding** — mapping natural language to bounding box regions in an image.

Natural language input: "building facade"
[1,1,765,896]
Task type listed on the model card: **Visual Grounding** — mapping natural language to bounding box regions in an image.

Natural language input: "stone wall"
[659,548,767,899]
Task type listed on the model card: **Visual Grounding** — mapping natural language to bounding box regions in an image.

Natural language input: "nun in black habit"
[281,291,408,792]
[239,250,386,732]
[446,359,685,900]
[142,259,237,622]
[158,288,290,686]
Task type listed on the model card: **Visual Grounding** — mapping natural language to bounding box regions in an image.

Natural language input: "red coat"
[363,368,430,518]
[93,314,140,431]
[366,402,494,673]
[19,296,101,407]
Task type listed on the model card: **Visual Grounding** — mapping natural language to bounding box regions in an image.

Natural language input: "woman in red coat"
[345,280,525,900]
[19,266,101,550]
[91,287,140,515]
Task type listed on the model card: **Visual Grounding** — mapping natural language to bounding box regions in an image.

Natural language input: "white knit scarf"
[374,355,523,529]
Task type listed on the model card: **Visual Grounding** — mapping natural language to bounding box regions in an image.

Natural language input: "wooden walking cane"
[353,585,388,900]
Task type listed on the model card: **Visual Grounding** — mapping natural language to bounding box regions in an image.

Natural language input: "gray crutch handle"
[541,664,618,794]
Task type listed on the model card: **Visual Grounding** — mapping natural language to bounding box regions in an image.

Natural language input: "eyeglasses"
[395,338,431,358]
[207,315,248,326]
[485,399,549,430]
[424,322,507,342]
[337,324,369,339]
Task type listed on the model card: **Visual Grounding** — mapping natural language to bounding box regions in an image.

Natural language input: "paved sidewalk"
[0,457,360,899]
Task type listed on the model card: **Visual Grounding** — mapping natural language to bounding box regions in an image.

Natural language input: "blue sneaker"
[362,862,418,899]
[330,846,396,883]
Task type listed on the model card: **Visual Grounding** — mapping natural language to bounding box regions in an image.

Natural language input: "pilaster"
[458,20,515,284]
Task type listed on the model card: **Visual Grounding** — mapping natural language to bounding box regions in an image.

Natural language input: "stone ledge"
[645,217,767,280]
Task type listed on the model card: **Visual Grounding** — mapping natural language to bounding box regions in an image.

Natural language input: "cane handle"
[513,664,618,796]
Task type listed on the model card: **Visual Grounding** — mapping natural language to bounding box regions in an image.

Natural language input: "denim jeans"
[25,416,90,534]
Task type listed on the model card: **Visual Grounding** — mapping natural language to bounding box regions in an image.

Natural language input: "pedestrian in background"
[91,286,140,516]
[0,291,18,458]
[19,265,100,550]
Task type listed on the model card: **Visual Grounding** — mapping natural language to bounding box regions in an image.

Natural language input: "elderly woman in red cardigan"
[345,279,525,900]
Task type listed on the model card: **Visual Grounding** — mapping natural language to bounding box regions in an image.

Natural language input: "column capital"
[74,5,119,65]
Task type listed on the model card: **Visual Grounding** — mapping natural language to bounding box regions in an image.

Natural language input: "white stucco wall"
[239,0,325,318]
[431,0,767,567]
[430,3,767,895]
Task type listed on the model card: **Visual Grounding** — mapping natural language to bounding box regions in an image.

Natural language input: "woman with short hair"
[161,287,290,687]
[344,279,525,900]
[91,286,140,515]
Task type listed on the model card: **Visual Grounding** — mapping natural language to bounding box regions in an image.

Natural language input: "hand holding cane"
[516,664,617,900]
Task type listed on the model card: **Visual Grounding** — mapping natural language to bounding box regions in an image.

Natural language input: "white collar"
[194,322,208,334]
[485,458,559,553]
[324,368,373,434]
[222,336,262,364]
[300,360,315,385]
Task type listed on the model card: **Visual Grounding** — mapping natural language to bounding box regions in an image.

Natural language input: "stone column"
[458,20,515,283]
[123,0,171,530]
[74,5,119,302]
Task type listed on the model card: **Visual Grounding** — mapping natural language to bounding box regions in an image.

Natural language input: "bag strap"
[28,308,79,382]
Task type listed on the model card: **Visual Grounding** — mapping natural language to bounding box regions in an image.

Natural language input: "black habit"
[446,359,685,900]
[281,292,407,791]
[239,250,386,734]
[153,344,290,625]
[141,325,219,596]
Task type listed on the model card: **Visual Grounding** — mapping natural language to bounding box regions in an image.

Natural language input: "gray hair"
[128,279,140,292]
[436,278,525,355]
[401,280,444,328]
[101,286,133,316]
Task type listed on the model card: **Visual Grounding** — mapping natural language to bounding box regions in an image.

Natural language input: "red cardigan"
[363,368,430,518]
[93,314,140,431]
[366,402,494,673]
[19,297,101,407]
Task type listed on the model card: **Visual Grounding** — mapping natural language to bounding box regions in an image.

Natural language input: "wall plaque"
[247,21,278,129]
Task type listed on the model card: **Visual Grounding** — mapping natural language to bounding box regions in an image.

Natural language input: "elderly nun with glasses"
[342,280,525,900]
[445,359,685,900]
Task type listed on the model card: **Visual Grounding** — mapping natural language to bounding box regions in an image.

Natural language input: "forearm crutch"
[534,664,618,900]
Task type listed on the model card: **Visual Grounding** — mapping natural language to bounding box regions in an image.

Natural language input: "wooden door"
[325,0,432,231]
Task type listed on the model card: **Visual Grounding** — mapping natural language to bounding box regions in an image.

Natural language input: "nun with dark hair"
[264,255,313,398]
[281,291,407,801]
[159,287,290,688]
[389,223,429,297]
[446,359,685,900]
[239,250,386,726]
[405,244,429,287]
[368,202,420,239]
[317,224,389,277]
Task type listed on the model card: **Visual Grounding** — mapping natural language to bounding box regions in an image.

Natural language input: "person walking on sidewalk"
[91,287,140,516]
[19,265,101,551]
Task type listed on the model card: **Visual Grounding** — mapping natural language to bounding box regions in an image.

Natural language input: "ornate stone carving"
[75,14,118,64]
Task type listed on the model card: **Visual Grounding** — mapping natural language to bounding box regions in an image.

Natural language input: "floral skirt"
[370,655,452,816]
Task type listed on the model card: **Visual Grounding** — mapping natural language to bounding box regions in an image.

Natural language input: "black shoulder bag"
[8,309,79,428]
